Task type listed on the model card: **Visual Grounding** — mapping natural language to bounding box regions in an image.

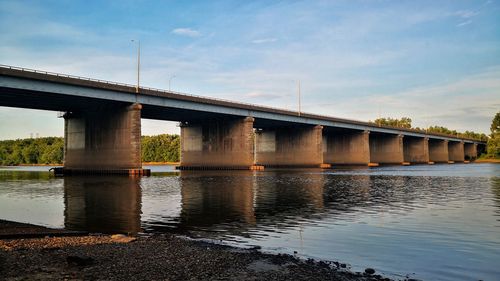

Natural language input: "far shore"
[475,158,500,163]
[2,162,180,167]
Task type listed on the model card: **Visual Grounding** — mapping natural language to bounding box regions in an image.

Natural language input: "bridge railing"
[0,64,298,114]
[0,64,483,143]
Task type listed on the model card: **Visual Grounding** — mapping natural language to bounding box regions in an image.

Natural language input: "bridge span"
[0,65,485,173]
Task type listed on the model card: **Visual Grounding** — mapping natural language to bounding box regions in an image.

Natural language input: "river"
[0,164,499,280]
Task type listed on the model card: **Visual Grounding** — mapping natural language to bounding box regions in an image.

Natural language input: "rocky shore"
[0,221,396,281]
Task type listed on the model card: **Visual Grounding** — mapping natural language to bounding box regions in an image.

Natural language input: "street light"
[131,39,140,93]
[168,74,176,91]
[295,80,301,116]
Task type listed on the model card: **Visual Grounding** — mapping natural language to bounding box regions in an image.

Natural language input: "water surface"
[0,164,499,281]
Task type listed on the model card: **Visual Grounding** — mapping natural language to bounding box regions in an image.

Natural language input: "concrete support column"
[323,130,370,165]
[403,137,430,164]
[464,143,478,161]
[179,117,254,168]
[429,139,448,163]
[64,103,142,171]
[449,141,465,162]
[369,133,404,164]
[255,125,323,167]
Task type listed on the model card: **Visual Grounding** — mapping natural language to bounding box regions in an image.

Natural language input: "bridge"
[0,65,485,174]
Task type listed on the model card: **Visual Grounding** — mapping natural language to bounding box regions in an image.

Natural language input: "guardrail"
[0,64,485,143]
[0,64,299,115]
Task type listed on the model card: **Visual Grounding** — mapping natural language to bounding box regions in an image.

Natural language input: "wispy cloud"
[171,28,201,38]
[456,20,472,27]
[244,91,284,99]
[251,38,277,44]
[454,10,479,19]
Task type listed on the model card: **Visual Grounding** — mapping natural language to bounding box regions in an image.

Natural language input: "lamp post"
[296,80,301,116]
[168,75,176,91]
[131,39,140,93]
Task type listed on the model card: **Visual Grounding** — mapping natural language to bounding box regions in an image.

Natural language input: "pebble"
[0,234,392,280]
[66,255,94,266]
[365,268,376,275]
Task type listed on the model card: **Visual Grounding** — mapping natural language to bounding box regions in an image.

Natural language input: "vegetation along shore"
[1,112,500,166]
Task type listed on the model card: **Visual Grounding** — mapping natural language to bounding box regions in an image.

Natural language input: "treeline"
[370,117,489,141]
[2,114,499,165]
[0,137,64,165]
[486,112,500,159]
[141,134,180,163]
[0,134,181,165]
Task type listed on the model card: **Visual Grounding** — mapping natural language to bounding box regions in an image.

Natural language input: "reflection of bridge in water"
[64,170,488,236]
[63,170,449,236]
[64,176,142,234]
[1,65,485,175]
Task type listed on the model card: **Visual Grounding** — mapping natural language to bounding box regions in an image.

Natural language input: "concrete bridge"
[0,65,485,174]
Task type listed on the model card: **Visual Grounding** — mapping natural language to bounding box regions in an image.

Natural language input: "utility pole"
[169,75,176,91]
[297,80,301,116]
[131,40,140,93]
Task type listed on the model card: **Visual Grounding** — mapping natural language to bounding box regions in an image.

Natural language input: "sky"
[0,0,499,139]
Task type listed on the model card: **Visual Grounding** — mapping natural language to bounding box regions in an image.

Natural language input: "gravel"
[0,234,393,281]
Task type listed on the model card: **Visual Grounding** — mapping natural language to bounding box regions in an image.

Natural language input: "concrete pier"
[448,141,465,162]
[179,117,255,169]
[63,103,143,173]
[255,125,323,167]
[323,130,370,165]
[369,133,404,164]
[464,143,478,161]
[428,139,449,163]
[403,137,430,164]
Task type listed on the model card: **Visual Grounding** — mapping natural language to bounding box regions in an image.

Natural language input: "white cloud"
[251,38,277,44]
[456,20,472,27]
[244,91,285,99]
[171,28,201,37]
[454,10,479,19]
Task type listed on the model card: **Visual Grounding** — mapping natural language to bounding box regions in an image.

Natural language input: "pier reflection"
[176,170,256,232]
[492,177,500,220]
[64,176,142,234]
[143,170,328,235]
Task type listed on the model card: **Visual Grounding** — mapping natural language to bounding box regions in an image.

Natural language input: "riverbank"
[143,161,180,166]
[475,158,500,163]
[4,161,180,167]
[0,221,391,281]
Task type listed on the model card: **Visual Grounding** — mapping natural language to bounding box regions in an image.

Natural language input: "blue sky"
[1,0,499,139]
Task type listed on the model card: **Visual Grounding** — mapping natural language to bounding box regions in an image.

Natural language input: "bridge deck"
[0,64,484,144]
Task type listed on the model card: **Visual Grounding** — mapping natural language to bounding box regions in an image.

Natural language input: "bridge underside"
[403,136,429,164]
[255,125,323,167]
[0,68,484,173]
[63,103,145,175]
[369,133,404,164]
[179,117,255,169]
[323,129,370,165]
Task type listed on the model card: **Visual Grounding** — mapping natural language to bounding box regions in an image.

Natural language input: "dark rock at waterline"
[365,268,376,275]
[66,255,94,266]
[340,263,347,268]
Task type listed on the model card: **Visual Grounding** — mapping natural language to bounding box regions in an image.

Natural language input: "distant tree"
[491,112,500,136]
[0,137,65,165]
[369,117,487,141]
[371,117,412,128]
[486,112,500,158]
[141,134,180,163]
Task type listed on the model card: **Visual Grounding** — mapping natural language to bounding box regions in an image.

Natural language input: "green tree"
[141,134,180,163]
[486,112,500,158]
[371,117,412,128]
[491,112,500,136]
